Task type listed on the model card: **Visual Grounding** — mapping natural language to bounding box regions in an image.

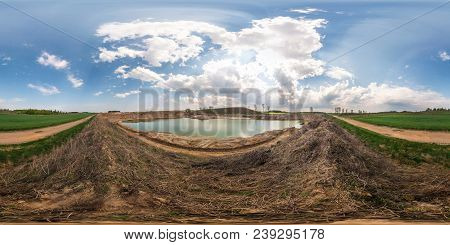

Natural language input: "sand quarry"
[0,112,448,224]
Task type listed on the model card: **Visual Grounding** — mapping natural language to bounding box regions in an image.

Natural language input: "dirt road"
[335,116,450,144]
[0,116,93,145]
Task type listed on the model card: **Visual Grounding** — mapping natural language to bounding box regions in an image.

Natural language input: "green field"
[333,117,449,168]
[348,112,450,131]
[0,117,92,163]
[0,112,91,131]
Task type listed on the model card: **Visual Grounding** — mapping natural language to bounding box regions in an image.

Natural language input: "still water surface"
[123,118,301,138]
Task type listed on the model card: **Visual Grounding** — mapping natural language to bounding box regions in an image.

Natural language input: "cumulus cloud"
[439,51,450,61]
[96,20,230,64]
[95,17,450,112]
[27,83,60,95]
[325,66,354,80]
[114,90,141,98]
[94,91,103,96]
[36,52,86,88]
[37,52,69,69]
[303,81,450,112]
[98,47,144,63]
[97,17,326,101]
[67,74,84,88]
[290,8,327,14]
[115,66,164,83]
[1,55,11,65]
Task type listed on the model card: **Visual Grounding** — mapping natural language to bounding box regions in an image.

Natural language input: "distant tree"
[254,104,258,112]
[334,107,341,114]
[262,104,265,112]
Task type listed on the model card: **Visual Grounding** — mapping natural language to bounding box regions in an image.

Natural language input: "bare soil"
[0,116,93,145]
[0,114,448,224]
[335,116,450,145]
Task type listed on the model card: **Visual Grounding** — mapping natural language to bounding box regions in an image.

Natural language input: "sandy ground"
[1,116,448,223]
[335,116,450,144]
[116,123,293,157]
[0,116,93,145]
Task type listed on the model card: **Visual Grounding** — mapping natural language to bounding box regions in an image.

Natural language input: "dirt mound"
[0,116,448,223]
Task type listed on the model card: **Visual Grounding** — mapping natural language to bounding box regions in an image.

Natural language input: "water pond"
[123,118,301,138]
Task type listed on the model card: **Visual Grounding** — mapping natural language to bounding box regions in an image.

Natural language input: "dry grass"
[0,115,448,223]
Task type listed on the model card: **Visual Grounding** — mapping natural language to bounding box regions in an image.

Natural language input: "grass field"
[0,117,92,163]
[0,112,91,131]
[334,117,449,168]
[347,112,450,131]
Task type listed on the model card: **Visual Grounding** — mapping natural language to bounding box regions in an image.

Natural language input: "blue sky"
[0,0,449,112]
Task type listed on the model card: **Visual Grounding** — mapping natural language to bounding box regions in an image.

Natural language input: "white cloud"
[325,66,354,80]
[1,55,11,65]
[439,51,450,61]
[97,17,326,100]
[94,91,103,96]
[290,8,327,14]
[36,52,85,88]
[67,74,84,88]
[115,66,164,83]
[0,98,25,108]
[96,20,231,65]
[96,17,450,112]
[114,90,141,98]
[303,81,450,112]
[114,65,129,75]
[98,47,144,63]
[11,98,24,102]
[27,83,60,95]
[37,52,69,69]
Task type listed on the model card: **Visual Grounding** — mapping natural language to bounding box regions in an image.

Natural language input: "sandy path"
[335,116,450,144]
[0,116,93,145]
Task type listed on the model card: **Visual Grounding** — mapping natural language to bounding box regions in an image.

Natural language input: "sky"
[0,0,449,112]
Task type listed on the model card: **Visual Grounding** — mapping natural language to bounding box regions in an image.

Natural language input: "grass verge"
[333,117,449,168]
[0,117,93,164]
